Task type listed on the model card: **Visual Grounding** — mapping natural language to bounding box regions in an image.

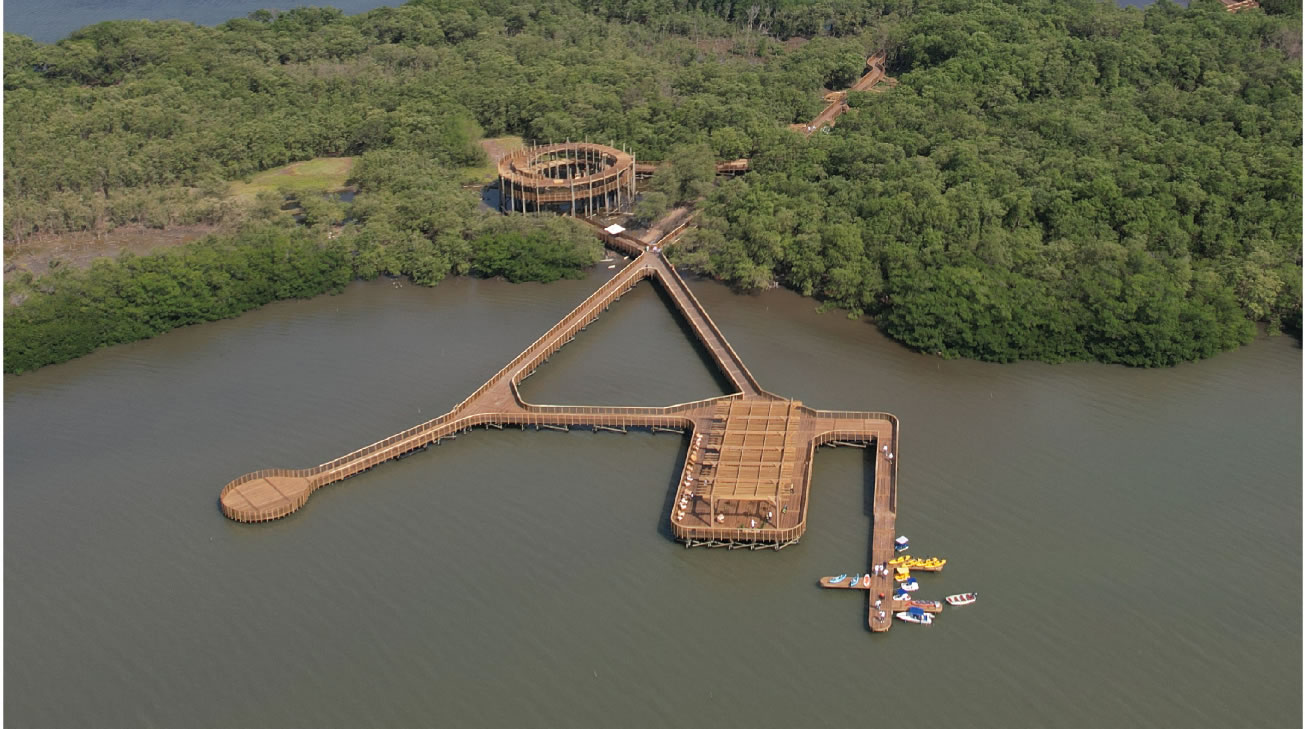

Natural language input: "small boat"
[850,574,861,587]
[900,577,919,592]
[908,599,942,610]
[607,264,616,269]
[945,592,977,606]
[861,574,872,588]
[827,574,848,585]
[895,607,932,625]
[893,588,911,601]
[893,567,910,582]
[894,536,910,552]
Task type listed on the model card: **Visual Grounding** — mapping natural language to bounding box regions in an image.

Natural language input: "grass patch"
[229,157,354,200]
[461,136,524,184]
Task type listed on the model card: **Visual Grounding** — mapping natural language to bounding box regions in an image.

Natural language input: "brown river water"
[5,264,1300,728]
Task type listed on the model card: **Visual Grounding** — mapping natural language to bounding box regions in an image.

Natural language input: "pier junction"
[219,51,908,632]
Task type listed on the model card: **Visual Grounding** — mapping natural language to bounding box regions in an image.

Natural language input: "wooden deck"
[219,211,901,631]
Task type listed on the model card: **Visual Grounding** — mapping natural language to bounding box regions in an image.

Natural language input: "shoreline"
[7,248,1297,377]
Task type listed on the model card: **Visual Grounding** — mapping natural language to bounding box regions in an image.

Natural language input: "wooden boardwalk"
[219,212,901,632]
[791,51,894,137]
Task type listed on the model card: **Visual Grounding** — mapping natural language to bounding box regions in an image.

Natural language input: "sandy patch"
[4,224,222,282]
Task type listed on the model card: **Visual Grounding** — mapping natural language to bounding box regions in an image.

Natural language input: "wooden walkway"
[791,51,894,137]
[635,159,750,178]
[219,205,900,633]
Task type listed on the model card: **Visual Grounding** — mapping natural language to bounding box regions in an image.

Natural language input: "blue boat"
[828,574,848,584]
[901,577,920,592]
[894,536,910,552]
[895,606,933,625]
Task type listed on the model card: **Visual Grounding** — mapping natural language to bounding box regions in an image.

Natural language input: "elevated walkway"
[220,125,902,633]
[791,50,894,136]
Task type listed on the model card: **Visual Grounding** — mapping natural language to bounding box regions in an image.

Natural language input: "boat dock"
[219,212,902,632]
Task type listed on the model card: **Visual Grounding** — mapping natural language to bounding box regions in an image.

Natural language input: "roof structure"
[698,400,801,507]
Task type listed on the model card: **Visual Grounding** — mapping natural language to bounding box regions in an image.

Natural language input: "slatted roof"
[701,400,802,504]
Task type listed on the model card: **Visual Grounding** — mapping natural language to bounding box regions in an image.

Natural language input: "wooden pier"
[219,203,900,632]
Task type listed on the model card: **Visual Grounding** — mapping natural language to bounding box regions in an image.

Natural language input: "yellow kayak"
[889,556,947,571]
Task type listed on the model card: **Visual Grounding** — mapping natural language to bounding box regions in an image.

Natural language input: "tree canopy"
[4,0,1300,371]
[679,0,1302,364]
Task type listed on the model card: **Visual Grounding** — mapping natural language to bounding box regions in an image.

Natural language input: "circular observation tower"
[497,142,636,216]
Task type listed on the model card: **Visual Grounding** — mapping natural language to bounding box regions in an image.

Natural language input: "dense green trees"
[681,0,1301,364]
[645,144,719,205]
[4,0,1299,371]
[471,217,603,282]
[4,223,353,373]
[3,191,603,371]
[3,0,844,239]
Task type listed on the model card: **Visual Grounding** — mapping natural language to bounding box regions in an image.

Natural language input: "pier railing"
[521,393,741,417]
[807,408,899,512]
[650,255,772,398]
[508,262,656,393]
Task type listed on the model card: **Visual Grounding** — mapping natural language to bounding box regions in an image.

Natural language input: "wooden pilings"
[498,142,633,215]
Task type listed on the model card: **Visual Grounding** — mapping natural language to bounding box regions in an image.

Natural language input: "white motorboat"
[895,607,932,625]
